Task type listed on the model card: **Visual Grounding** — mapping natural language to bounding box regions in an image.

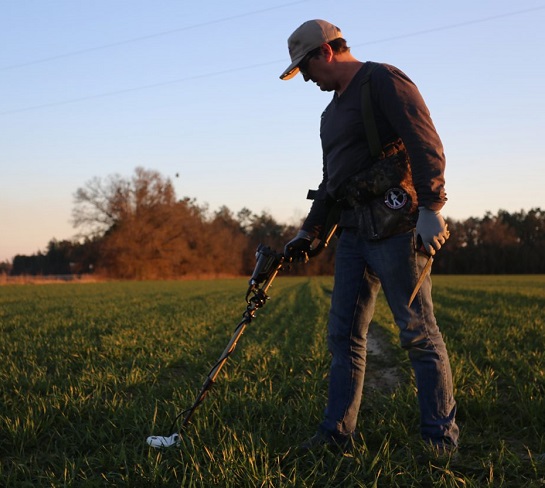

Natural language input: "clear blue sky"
[1,0,544,262]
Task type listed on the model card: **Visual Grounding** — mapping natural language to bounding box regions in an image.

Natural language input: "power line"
[0,61,280,115]
[351,4,545,48]
[0,0,313,72]
[1,5,544,116]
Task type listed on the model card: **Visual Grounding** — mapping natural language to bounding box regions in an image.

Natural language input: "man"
[280,19,459,454]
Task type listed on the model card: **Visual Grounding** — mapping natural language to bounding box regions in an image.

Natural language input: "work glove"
[416,207,450,256]
[284,230,313,263]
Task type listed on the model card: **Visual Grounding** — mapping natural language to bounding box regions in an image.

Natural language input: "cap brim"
[279,54,305,80]
[280,66,299,80]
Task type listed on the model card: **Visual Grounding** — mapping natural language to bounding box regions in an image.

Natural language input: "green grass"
[1,275,545,486]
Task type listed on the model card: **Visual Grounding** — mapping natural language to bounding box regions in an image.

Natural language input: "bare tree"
[72,173,132,237]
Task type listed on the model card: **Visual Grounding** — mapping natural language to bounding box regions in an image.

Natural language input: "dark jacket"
[302,62,447,237]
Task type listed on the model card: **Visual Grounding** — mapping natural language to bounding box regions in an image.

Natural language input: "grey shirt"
[302,62,447,237]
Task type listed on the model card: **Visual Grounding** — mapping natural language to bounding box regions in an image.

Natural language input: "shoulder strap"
[360,62,383,160]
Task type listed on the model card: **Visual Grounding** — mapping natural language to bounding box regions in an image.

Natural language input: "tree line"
[6,168,545,279]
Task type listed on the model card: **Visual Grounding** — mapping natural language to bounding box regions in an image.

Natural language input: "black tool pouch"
[341,63,418,240]
[342,141,418,240]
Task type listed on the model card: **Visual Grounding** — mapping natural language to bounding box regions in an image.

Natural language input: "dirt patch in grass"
[364,322,404,394]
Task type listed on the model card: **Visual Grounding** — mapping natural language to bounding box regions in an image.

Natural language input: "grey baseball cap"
[280,19,343,80]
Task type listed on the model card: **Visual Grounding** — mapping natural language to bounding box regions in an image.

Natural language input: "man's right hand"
[284,230,313,263]
[416,207,450,255]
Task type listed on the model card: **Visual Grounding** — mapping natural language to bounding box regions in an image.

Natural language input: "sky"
[1,0,544,262]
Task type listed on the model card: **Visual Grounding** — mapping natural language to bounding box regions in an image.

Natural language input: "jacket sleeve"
[300,155,332,238]
[371,65,447,210]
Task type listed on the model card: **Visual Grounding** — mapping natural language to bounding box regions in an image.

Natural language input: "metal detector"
[146,222,337,448]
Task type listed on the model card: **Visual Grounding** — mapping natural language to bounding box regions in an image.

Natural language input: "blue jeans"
[320,228,459,447]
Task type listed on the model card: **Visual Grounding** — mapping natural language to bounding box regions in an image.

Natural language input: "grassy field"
[1,274,545,487]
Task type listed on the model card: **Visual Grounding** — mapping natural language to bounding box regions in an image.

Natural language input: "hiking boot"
[299,430,355,454]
